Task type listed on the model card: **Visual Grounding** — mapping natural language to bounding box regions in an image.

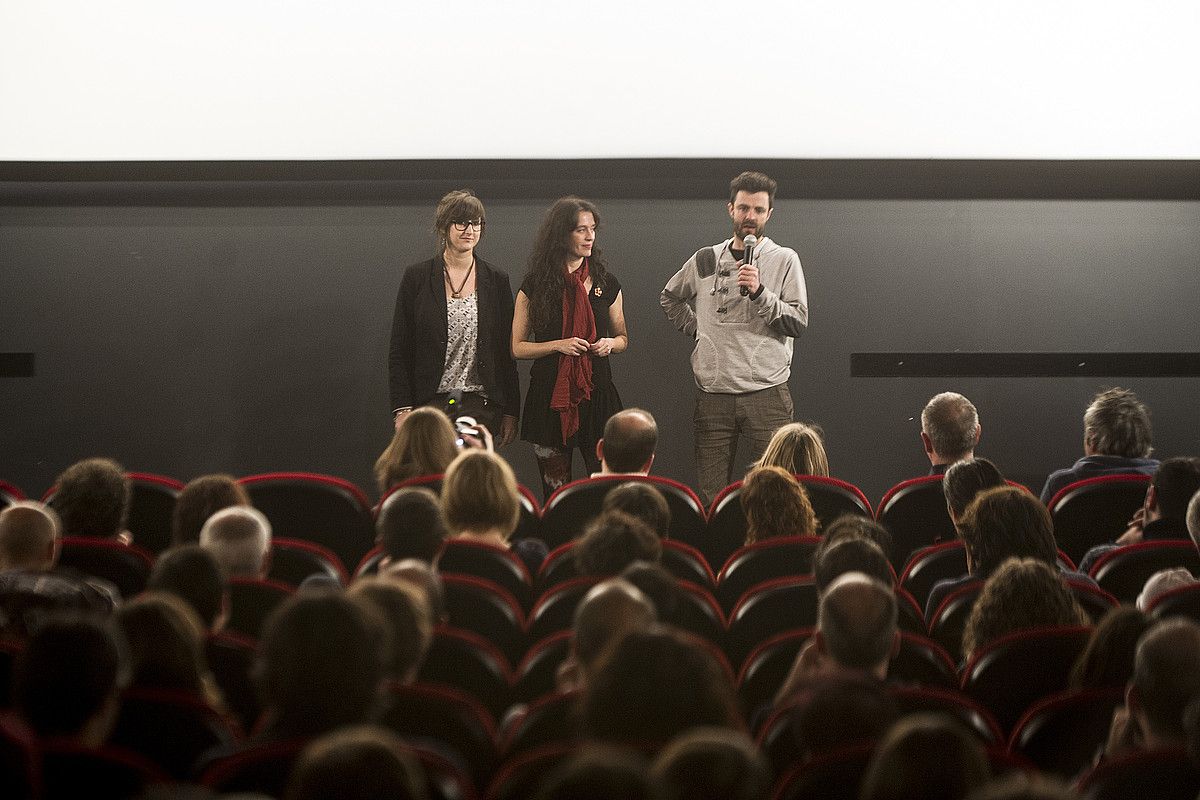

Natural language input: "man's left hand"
[737,261,760,296]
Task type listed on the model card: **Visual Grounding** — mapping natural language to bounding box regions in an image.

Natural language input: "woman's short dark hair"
[602,482,670,539]
[433,189,485,243]
[1070,605,1151,689]
[575,510,662,577]
[376,487,447,564]
[959,486,1057,576]
[943,458,1006,520]
[962,558,1088,659]
[172,473,251,546]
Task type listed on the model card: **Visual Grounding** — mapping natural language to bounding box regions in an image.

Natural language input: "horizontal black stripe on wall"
[0,353,35,378]
[2,159,1199,205]
[851,353,1200,378]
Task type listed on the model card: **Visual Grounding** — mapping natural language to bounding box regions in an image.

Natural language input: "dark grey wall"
[3,193,1199,506]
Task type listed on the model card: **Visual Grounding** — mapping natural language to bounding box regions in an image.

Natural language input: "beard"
[733,219,763,240]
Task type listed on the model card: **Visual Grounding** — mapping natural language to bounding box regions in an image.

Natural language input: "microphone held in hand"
[740,234,756,296]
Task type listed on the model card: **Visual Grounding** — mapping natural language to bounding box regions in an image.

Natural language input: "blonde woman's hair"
[755,422,830,477]
[374,407,459,492]
[441,450,521,538]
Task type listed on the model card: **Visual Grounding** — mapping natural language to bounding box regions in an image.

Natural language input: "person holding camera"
[512,197,628,500]
[388,189,520,445]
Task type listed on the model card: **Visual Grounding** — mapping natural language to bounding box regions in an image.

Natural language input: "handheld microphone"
[740,234,756,296]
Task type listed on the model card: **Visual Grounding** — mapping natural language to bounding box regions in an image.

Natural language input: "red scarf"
[550,260,597,443]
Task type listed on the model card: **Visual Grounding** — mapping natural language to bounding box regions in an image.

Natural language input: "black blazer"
[388,256,521,418]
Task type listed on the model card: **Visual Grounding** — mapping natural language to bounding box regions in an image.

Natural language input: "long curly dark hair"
[524,197,610,326]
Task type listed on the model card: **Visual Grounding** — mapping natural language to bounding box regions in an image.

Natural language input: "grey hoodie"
[661,236,808,393]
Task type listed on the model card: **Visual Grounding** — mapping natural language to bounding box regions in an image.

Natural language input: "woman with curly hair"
[512,197,628,499]
[739,465,818,544]
[962,557,1088,660]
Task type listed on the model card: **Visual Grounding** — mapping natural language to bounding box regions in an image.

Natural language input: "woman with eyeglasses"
[388,189,520,446]
[512,196,628,499]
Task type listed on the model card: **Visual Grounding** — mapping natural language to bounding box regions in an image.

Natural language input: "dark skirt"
[521,372,623,451]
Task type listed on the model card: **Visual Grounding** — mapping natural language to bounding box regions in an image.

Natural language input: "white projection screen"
[1,0,1198,161]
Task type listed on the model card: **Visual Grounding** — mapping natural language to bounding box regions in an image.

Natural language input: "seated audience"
[943,457,1006,526]
[0,501,118,639]
[602,481,671,539]
[285,725,428,800]
[920,391,982,475]
[171,474,250,546]
[963,774,1077,800]
[348,577,433,685]
[620,562,683,627]
[146,544,227,632]
[382,558,448,624]
[198,505,273,579]
[534,746,661,800]
[557,578,657,692]
[1190,488,1200,550]
[593,408,658,476]
[1138,567,1197,612]
[788,671,899,759]
[581,626,742,746]
[754,421,830,477]
[859,713,989,800]
[375,487,447,567]
[1070,605,1152,690]
[651,727,771,800]
[1040,387,1159,503]
[440,449,546,572]
[817,513,893,558]
[374,406,459,493]
[574,510,662,577]
[813,536,894,594]
[961,558,1089,661]
[739,466,818,544]
[47,457,132,543]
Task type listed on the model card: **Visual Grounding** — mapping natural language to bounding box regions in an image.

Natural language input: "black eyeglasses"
[451,220,484,232]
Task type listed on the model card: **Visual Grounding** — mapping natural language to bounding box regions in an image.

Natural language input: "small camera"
[455,415,479,448]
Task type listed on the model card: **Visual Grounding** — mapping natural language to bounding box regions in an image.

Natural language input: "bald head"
[1132,619,1200,745]
[817,572,899,676]
[921,392,980,466]
[598,409,658,474]
[199,505,272,578]
[572,578,657,676]
[0,501,62,570]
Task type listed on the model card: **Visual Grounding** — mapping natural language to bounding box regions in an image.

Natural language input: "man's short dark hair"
[172,473,249,546]
[943,458,1006,519]
[729,171,778,208]
[602,482,670,539]
[147,544,226,629]
[959,486,1057,576]
[601,409,658,473]
[49,457,129,538]
[1152,457,1200,520]
[574,510,662,577]
[377,487,446,564]
[817,514,893,561]
[814,537,893,594]
[536,745,660,800]
[1084,387,1153,459]
[286,725,428,800]
[1132,618,1200,742]
[818,573,898,672]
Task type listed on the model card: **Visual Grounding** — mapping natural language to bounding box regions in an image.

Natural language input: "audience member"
[961,558,1089,661]
[557,578,657,692]
[788,671,899,758]
[963,774,1076,800]
[534,746,662,800]
[739,466,818,544]
[441,449,546,572]
[348,577,433,684]
[47,457,132,542]
[651,727,770,800]
[581,626,742,745]
[1070,606,1152,690]
[381,558,448,624]
[198,505,272,579]
[1138,567,1197,612]
[171,474,250,546]
[602,481,671,539]
[817,513,893,558]
[0,501,118,639]
[574,510,662,577]
[943,457,1006,525]
[620,562,683,626]
[285,725,428,800]
[147,544,227,631]
[921,392,982,474]
[1189,488,1200,550]
[754,421,830,477]
[1040,387,1158,503]
[859,713,989,800]
[375,487,447,567]
[594,408,658,476]
[374,406,459,493]
[813,536,893,593]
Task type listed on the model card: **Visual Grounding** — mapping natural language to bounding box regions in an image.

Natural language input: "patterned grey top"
[437,292,485,394]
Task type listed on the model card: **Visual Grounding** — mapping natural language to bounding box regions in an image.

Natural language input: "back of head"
[601,409,658,473]
[1152,456,1200,520]
[15,614,126,739]
[1070,605,1151,689]
[963,774,1077,800]
[572,579,657,678]
[791,672,898,756]
[582,627,740,745]
[740,466,817,543]
[921,392,980,462]
[619,562,682,623]
[959,485,1056,576]
[943,458,1006,520]
[536,745,661,800]
[257,592,385,737]
[0,501,61,571]
[440,450,520,538]
[755,422,830,477]
[963,558,1088,658]
[114,592,206,692]
[199,505,273,578]
[819,514,893,557]
[171,473,250,546]
[147,544,226,630]
[1132,618,1200,743]
[860,714,989,800]
[602,482,671,539]
[377,487,447,564]
[374,407,459,492]
[575,510,662,577]
[48,457,129,539]
[349,577,433,683]
[382,559,448,624]
[814,537,893,594]
[817,572,898,673]
[651,727,770,800]
[286,725,428,800]
[1083,387,1153,458]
